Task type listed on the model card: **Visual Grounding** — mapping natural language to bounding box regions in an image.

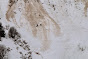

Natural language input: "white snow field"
[0,0,88,59]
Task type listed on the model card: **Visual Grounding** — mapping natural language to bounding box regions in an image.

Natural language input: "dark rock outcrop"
[8,27,21,39]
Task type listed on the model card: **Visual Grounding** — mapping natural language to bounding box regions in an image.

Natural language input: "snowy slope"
[0,0,88,59]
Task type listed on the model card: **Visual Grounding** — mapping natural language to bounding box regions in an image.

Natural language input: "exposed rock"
[0,45,7,59]
[0,23,5,41]
[8,27,21,39]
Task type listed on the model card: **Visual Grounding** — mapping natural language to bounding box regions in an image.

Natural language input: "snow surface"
[0,0,88,59]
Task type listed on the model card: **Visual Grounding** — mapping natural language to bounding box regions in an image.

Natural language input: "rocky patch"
[8,27,21,39]
[0,45,8,59]
[0,22,5,41]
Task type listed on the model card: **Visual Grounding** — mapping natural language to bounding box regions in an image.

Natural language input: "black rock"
[8,27,21,39]
[0,45,7,59]
[0,23,5,38]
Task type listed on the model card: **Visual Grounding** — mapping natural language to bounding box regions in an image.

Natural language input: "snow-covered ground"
[0,0,88,59]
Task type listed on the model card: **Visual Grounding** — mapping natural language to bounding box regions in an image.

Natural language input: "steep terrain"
[0,0,88,59]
